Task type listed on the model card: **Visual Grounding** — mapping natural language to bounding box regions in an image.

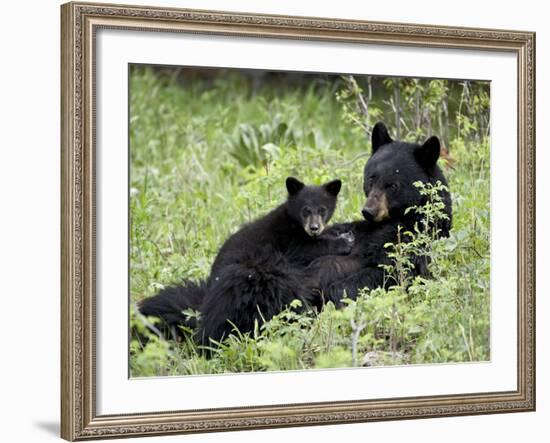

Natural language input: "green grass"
[129,67,490,377]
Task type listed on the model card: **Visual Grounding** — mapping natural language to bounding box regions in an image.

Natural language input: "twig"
[338,151,371,168]
[134,303,165,339]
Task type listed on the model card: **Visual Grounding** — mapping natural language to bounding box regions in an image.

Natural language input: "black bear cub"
[310,121,452,303]
[139,177,353,344]
[199,177,352,343]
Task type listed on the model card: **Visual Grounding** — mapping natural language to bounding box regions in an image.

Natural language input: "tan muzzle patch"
[365,191,390,222]
[304,214,325,237]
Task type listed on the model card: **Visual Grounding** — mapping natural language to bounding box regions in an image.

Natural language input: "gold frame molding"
[60,2,536,440]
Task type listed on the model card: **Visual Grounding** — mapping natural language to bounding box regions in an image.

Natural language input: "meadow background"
[129,66,490,377]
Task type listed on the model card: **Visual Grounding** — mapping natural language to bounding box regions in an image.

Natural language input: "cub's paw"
[337,230,355,246]
[332,234,354,255]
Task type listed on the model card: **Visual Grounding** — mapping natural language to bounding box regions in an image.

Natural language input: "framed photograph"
[61,1,536,440]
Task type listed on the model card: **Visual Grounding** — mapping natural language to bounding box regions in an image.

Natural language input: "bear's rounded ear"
[324,179,342,197]
[414,136,441,168]
[371,121,393,153]
[286,177,305,195]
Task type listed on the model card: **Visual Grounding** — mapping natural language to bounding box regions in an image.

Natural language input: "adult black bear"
[309,121,452,304]
[139,177,353,343]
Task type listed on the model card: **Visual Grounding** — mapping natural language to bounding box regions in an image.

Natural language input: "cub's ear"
[286,177,305,195]
[324,179,342,197]
[414,136,441,168]
[371,121,393,153]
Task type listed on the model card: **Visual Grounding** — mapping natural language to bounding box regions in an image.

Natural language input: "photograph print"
[129,65,490,377]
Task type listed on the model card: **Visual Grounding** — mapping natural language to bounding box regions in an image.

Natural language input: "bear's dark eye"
[365,177,374,192]
[386,182,400,191]
[318,206,327,216]
[302,207,312,217]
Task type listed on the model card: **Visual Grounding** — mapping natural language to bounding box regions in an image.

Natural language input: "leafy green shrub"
[227,114,297,168]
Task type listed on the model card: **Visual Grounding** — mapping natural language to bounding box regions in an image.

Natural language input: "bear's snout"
[363,191,390,222]
[304,214,325,237]
[362,206,376,221]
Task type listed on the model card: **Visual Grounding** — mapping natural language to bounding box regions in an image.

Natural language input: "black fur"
[199,247,311,344]
[308,122,452,304]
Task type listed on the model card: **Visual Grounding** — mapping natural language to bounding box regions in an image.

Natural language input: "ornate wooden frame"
[60,2,536,440]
